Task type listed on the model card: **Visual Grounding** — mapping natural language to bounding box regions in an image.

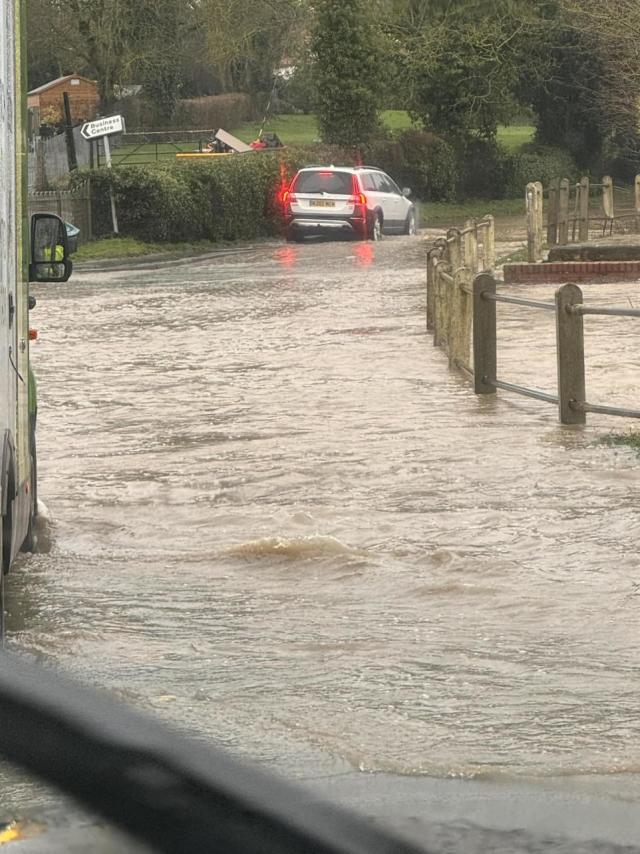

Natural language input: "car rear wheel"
[285,228,303,244]
[22,444,37,553]
[404,209,417,236]
[369,212,383,241]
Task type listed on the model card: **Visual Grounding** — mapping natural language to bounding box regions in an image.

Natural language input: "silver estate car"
[282,165,417,242]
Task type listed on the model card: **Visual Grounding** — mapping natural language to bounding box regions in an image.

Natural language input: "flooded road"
[4,233,640,828]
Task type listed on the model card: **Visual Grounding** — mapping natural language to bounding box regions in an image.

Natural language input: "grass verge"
[420,197,524,227]
[600,433,640,454]
[73,236,222,262]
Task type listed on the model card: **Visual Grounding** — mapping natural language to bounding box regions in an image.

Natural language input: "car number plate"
[310,199,335,208]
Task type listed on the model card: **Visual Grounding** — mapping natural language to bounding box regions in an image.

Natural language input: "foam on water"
[225,535,364,560]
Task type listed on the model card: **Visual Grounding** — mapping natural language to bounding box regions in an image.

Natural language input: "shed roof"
[28,75,97,96]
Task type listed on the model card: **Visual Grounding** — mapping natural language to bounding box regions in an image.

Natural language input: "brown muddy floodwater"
[3,233,640,818]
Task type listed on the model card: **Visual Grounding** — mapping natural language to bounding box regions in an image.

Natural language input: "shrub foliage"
[75,155,289,243]
[311,0,382,146]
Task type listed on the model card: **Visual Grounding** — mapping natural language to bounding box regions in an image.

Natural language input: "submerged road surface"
[4,234,640,846]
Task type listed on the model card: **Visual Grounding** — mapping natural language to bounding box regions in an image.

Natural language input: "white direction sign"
[80,114,125,140]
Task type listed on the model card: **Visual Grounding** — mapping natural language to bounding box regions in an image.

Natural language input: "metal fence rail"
[427,247,640,424]
[471,273,640,424]
[489,379,558,405]
[483,292,555,311]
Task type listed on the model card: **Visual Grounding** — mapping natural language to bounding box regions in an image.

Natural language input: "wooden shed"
[27,75,100,125]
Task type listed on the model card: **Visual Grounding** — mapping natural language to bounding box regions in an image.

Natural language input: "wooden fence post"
[464,219,478,273]
[535,182,544,256]
[447,228,462,272]
[446,231,462,355]
[526,183,537,262]
[526,183,544,262]
[555,283,586,425]
[433,260,441,346]
[602,175,614,235]
[578,176,590,242]
[473,273,497,395]
[434,260,447,348]
[426,247,439,331]
[483,215,495,271]
[427,239,447,334]
[547,180,558,246]
[453,266,473,370]
[557,178,570,245]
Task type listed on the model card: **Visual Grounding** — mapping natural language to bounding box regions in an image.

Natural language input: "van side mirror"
[29,213,73,283]
[402,187,412,198]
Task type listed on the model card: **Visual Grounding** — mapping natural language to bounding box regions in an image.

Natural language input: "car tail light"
[349,176,366,212]
[349,175,367,214]
[281,190,297,207]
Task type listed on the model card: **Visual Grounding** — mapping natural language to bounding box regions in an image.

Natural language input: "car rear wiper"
[0,653,430,854]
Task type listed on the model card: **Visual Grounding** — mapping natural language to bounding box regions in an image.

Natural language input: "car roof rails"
[353,165,382,171]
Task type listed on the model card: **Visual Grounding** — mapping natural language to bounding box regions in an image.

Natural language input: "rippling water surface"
[4,235,640,813]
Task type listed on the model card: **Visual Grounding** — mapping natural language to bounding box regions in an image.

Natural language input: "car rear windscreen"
[294,171,353,195]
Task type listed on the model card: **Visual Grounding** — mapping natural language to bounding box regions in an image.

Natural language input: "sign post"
[81,115,125,235]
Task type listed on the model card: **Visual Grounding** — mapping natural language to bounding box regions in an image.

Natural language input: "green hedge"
[456,139,578,199]
[73,155,289,243]
[367,131,457,201]
[71,135,577,244]
[505,146,578,197]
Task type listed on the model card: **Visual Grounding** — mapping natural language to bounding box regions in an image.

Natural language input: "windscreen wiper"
[0,653,430,854]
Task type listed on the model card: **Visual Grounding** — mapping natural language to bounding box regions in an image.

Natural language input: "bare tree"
[199,0,309,93]
[27,0,148,105]
[562,0,640,158]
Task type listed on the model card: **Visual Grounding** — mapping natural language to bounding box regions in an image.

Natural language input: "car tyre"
[22,441,37,554]
[369,212,383,241]
[285,228,303,244]
[404,209,417,236]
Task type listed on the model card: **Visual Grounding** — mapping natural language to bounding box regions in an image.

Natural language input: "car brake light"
[350,175,366,208]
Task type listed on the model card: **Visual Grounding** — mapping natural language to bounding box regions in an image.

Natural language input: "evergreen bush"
[505,147,578,197]
[311,0,382,146]
[367,131,457,201]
